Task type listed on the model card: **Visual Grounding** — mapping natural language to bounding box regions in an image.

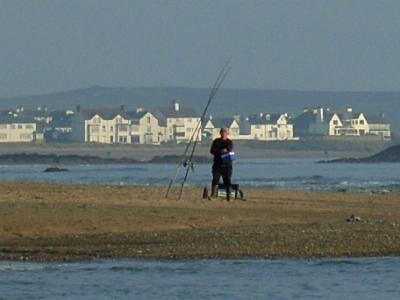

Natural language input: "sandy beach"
[0,182,399,261]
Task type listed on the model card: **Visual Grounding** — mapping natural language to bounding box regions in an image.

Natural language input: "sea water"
[0,258,399,299]
[0,158,398,193]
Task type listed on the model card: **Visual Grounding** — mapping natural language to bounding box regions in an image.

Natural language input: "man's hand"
[221,148,228,154]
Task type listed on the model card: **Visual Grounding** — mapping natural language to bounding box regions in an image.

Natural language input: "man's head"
[220,127,229,140]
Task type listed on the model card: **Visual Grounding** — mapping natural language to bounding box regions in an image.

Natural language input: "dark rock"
[43,167,69,173]
[319,144,400,163]
[149,154,211,164]
[0,153,140,165]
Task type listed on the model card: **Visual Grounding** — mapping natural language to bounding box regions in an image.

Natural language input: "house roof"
[289,111,316,127]
[156,107,199,118]
[248,113,282,125]
[51,117,72,128]
[125,110,149,124]
[0,113,36,124]
[79,108,126,120]
[49,111,72,128]
[209,118,236,129]
[366,115,390,124]
[17,109,50,118]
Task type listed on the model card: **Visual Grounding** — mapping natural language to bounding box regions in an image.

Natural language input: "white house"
[127,109,165,144]
[0,114,41,143]
[248,113,296,141]
[154,101,201,143]
[366,114,391,139]
[71,107,131,144]
[308,107,391,139]
[204,117,240,140]
[204,115,253,140]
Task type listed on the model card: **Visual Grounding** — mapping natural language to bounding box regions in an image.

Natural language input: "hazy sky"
[1,0,400,96]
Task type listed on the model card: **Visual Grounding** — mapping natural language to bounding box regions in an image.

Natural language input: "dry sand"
[0,182,399,261]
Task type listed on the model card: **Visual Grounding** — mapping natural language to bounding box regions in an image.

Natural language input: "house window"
[360,120,365,125]
[91,126,100,133]
[25,124,34,129]
[0,133,7,140]
[333,120,338,125]
[110,136,114,143]
[119,125,128,132]
[147,116,151,124]
[18,124,23,129]
[0,124,7,129]
[118,136,127,143]
[102,126,106,132]
[20,133,32,140]
[11,125,16,129]
[110,126,114,132]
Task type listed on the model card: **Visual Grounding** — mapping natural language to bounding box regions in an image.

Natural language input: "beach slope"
[0,183,399,261]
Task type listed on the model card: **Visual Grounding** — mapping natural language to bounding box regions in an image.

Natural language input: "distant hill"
[1,86,399,132]
[321,145,400,163]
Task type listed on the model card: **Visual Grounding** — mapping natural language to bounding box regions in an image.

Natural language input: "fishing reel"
[183,159,195,171]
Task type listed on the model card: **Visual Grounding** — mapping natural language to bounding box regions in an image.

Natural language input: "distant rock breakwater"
[320,145,400,163]
[0,153,210,165]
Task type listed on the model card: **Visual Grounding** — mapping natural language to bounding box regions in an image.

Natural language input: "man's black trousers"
[212,164,232,188]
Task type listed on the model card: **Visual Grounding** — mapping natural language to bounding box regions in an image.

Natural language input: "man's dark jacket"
[210,138,233,166]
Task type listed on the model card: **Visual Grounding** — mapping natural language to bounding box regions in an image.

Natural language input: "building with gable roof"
[300,107,391,139]
[126,108,166,144]
[154,101,201,143]
[248,113,296,141]
[0,111,42,143]
[204,114,252,140]
[364,113,391,139]
[204,117,240,140]
[71,106,131,143]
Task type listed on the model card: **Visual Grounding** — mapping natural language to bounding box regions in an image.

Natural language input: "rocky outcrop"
[0,153,211,165]
[148,154,211,164]
[0,153,139,165]
[320,145,400,163]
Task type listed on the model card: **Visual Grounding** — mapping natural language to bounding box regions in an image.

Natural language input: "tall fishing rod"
[165,60,232,199]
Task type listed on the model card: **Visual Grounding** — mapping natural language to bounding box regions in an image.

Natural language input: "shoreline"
[0,142,380,161]
[1,183,399,262]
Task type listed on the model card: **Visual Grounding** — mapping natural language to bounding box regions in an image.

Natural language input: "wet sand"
[0,183,399,261]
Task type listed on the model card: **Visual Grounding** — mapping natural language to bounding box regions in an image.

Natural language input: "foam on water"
[0,158,399,193]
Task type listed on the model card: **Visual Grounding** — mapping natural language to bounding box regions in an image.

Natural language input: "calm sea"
[1,258,400,299]
[0,158,399,193]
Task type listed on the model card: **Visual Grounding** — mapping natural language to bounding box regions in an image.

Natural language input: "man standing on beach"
[209,127,233,201]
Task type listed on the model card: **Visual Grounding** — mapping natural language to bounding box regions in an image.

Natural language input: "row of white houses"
[70,102,298,144]
[0,103,392,143]
[71,102,202,144]
[295,107,392,139]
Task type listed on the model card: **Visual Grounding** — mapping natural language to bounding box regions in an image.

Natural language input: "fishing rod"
[165,60,232,199]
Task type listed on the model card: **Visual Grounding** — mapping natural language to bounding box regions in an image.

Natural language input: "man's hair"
[220,127,228,134]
